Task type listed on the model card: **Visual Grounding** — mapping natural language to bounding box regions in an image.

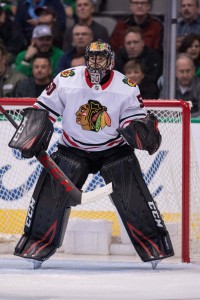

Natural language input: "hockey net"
[0,98,199,262]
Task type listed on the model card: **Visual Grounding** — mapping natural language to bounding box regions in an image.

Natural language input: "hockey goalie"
[8,39,174,268]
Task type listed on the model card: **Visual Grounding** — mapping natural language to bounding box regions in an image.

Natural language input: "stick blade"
[81,182,113,204]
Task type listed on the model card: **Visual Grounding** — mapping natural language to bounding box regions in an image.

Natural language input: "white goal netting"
[0,99,200,262]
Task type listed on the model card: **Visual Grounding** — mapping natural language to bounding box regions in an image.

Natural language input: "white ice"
[0,254,200,300]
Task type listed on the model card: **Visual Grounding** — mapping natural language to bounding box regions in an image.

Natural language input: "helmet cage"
[85,41,114,84]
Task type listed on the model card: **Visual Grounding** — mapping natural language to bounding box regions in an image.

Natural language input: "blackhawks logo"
[123,77,136,87]
[60,69,75,78]
[75,100,111,132]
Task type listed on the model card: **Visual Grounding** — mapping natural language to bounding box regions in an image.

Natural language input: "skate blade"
[26,258,43,269]
[150,260,161,269]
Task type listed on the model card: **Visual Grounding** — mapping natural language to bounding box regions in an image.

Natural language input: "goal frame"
[145,99,191,263]
[0,98,191,263]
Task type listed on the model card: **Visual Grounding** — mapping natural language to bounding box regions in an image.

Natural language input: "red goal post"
[0,98,195,263]
[145,100,191,263]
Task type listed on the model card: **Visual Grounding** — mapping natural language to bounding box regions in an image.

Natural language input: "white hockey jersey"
[35,66,147,152]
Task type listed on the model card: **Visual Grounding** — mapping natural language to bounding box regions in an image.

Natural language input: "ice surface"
[0,254,200,300]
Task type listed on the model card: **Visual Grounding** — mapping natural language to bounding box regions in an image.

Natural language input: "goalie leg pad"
[14,149,90,261]
[100,152,174,262]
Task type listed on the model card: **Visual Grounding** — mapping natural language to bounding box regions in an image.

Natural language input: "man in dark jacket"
[160,53,200,117]
[15,53,52,97]
[14,0,66,46]
[115,26,162,84]
[63,0,109,52]
[110,0,163,53]
[57,23,93,73]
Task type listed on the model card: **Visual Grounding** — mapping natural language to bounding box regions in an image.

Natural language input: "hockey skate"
[26,258,43,270]
[150,259,161,269]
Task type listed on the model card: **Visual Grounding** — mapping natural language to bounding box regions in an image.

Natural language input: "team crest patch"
[60,69,75,78]
[75,100,111,132]
[123,77,137,87]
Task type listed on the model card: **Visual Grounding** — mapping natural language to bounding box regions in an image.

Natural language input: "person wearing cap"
[15,24,63,77]
[34,5,64,48]
[14,0,66,46]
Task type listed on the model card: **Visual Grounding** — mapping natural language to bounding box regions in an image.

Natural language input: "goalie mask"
[85,40,115,84]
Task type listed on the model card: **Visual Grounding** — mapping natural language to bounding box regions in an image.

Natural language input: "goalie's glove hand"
[117,113,162,155]
[9,108,54,159]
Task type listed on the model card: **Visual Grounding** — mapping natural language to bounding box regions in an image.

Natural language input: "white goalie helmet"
[85,39,115,84]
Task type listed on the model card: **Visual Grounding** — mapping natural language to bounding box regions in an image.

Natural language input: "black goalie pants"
[15,145,174,262]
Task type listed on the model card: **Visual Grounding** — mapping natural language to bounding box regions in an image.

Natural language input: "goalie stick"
[0,104,113,205]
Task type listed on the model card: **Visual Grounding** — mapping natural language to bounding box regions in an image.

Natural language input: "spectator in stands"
[177,0,200,51]
[179,33,200,77]
[15,24,63,77]
[115,26,162,84]
[34,5,64,48]
[124,59,159,99]
[15,53,52,97]
[0,6,25,64]
[57,23,93,73]
[14,0,66,46]
[70,53,85,67]
[109,0,163,53]
[63,0,109,52]
[0,42,26,97]
[160,53,200,117]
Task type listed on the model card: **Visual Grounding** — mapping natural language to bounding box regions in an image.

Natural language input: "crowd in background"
[0,0,200,116]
